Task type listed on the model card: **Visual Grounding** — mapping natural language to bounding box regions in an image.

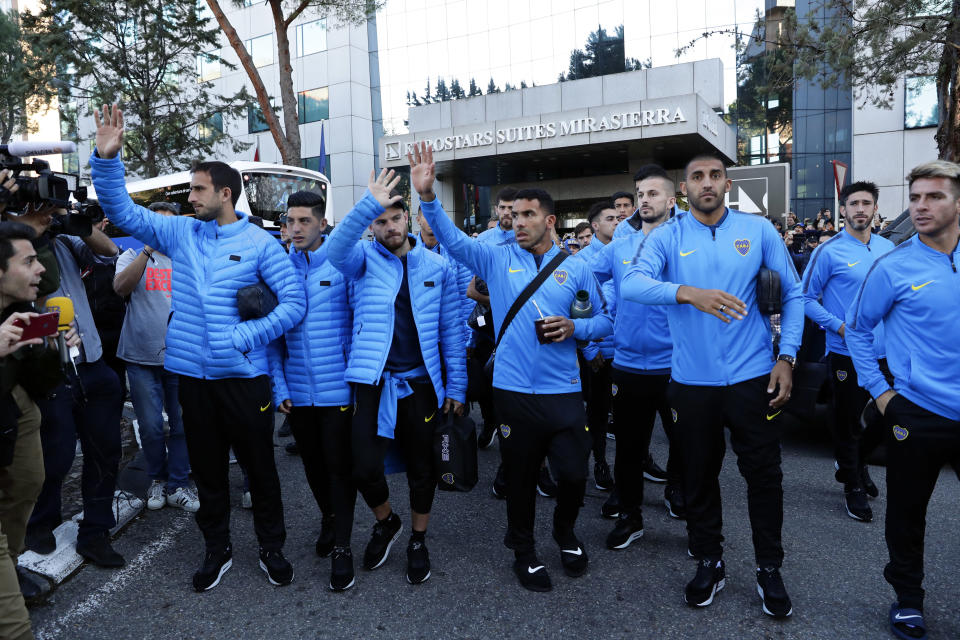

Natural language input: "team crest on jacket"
[892,424,909,441]
[441,472,455,485]
[671,408,678,423]
[836,370,848,382]
[553,269,568,285]
[611,384,618,396]
[500,424,511,438]
[734,238,751,256]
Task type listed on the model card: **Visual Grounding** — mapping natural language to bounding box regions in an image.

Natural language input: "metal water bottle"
[570,290,592,318]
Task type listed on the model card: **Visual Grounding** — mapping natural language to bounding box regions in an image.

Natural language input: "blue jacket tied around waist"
[89,152,305,380]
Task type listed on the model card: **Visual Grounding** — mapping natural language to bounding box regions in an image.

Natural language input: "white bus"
[88,161,332,251]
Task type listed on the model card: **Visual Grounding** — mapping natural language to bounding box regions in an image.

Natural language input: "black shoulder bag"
[484,251,568,379]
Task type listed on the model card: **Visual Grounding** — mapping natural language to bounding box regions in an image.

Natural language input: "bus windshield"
[243,171,328,223]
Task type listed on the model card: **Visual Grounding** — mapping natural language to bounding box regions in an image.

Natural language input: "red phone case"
[13,312,59,341]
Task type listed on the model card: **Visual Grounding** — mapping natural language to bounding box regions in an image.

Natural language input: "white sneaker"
[241,491,253,509]
[167,486,200,513]
[147,480,167,510]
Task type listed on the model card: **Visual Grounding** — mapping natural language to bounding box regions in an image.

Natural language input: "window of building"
[199,113,223,143]
[302,155,331,178]
[197,50,221,82]
[248,102,272,133]
[296,19,327,57]
[298,87,329,124]
[905,76,938,129]
[245,34,273,68]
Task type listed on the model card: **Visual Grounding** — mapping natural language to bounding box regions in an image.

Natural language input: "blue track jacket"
[621,209,803,386]
[613,204,686,239]
[419,198,612,394]
[268,240,353,408]
[89,152,305,380]
[325,193,467,405]
[587,232,672,372]
[477,224,514,245]
[845,236,960,420]
[802,230,894,357]
[576,238,614,360]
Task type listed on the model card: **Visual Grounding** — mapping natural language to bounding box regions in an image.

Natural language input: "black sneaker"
[478,422,497,449]
[24,527,56,555]
[329,546,355,592]
[316,517,336,557]
[76,533,125,568]
[193,544,233,592]
[664,484,686,520]
[537,465,557,498]
[606,512,644,550]
[757,566,793,618]
[492,463,507,499]
[594,460,613,491]
[277,417,292,437]
[860,465,879,498]
[406,538,431,584]
[600,487,620,519]
[259,548,294,586]
[553,529,588,577]
[513,554,552,592]
[362,512,402,570]
[843,483,873,522]
[17,566,47,603]
[643,455,668,483]
[684,558,725,607]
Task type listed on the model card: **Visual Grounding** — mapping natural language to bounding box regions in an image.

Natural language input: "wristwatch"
[777,354,796,369]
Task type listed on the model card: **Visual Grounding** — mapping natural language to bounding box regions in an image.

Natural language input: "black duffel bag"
[756,267,782,315]
[434,412,478,492]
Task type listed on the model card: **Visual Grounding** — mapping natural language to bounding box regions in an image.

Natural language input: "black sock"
[411,530,426,542]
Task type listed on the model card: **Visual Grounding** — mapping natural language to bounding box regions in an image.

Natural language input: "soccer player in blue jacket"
[846,161,960,640]
[476,187,517,245]
[92,105,305,592]
[410,142,613,593]
[326,170,466,586]
[622,154,803,618]
[801,181,894,522]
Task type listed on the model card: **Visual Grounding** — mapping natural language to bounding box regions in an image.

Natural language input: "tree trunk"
[269,0,302,166]
[204,0,294,163]
[935,0,960,161]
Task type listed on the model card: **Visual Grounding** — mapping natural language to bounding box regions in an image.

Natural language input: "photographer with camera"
[12,194,127,569]
[0,221,80,640]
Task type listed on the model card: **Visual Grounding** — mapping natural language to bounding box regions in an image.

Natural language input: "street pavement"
[27,411,960,640]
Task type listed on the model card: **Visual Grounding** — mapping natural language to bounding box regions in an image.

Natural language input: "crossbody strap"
[493,251,568,350]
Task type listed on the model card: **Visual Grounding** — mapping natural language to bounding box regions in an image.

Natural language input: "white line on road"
[35,516,190,640]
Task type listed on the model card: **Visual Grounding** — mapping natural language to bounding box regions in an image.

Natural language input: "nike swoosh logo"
[424,411,436,423]
[508,267,525,273]
[847,261,860,267]
[340,405,349,412]
[680,249,697,257]
[527,565,545,574]
[562,547,584,556]
[766,410,781,421]
[260,403,270,412]
[911,280,934,291]
[622,259,631,264]
[892,613,923,622]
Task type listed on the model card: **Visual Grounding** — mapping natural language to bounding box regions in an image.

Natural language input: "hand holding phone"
[0,312,48,357]
[13,311,59,341]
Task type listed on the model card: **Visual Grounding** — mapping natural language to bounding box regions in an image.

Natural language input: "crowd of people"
[0,102,956,640]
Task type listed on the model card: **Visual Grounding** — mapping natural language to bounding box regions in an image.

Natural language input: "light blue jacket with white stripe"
[268,240,353,407]
[89,152,305,380]
[326,193,467,405]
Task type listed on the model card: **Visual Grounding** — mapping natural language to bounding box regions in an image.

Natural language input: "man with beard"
[801,181,894,522]
[477,187,518,245]
[622,154,803,618]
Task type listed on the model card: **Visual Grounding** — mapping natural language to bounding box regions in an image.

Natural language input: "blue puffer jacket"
[89,153,305,380]
[268,240,353,407]
[326,193,467,404]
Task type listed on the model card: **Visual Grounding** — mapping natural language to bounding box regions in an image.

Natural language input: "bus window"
[128,182,194,215]
[243,171,327,223]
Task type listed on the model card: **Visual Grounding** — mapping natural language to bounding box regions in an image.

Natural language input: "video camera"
[0,141,102,237]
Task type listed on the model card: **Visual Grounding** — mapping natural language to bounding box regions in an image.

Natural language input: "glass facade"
[905,76,938,129]
[199,112,224,143]
[197,50,221,82]
[245,34,274,68]
[296,19,327,57]
[375,0,764,136]
[298,87,330,123]
[791,0,851,222]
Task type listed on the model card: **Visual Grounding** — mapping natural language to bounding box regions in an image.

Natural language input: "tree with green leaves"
[486,78,499,94]
[0,9,56,144]
[435,77,450,101]
[450,78,465,99]
[203,0,383,166]
[21,1,251,178]
[468,78,482,97]
[558,25,647,82]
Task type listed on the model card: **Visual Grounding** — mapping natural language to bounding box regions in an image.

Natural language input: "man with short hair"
[623,154,803,618]
[615,164,681,239]
[412,143,612,593]
[326,172,466,586]
[269,189,358,591]
[846,161,960,640]
[574,222,593,247]
[611,191,634,223]
[802,181,894,523]
[91,104,305,592]
[477,187,518,245]
[113,202,198,514]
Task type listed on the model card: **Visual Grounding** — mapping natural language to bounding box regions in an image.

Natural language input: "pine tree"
[0,10,56,143]
[435,77,451,101]
[468,78,482,97]
[423,77,433,103]
[486,77,499,94]
[450,78,465,99]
